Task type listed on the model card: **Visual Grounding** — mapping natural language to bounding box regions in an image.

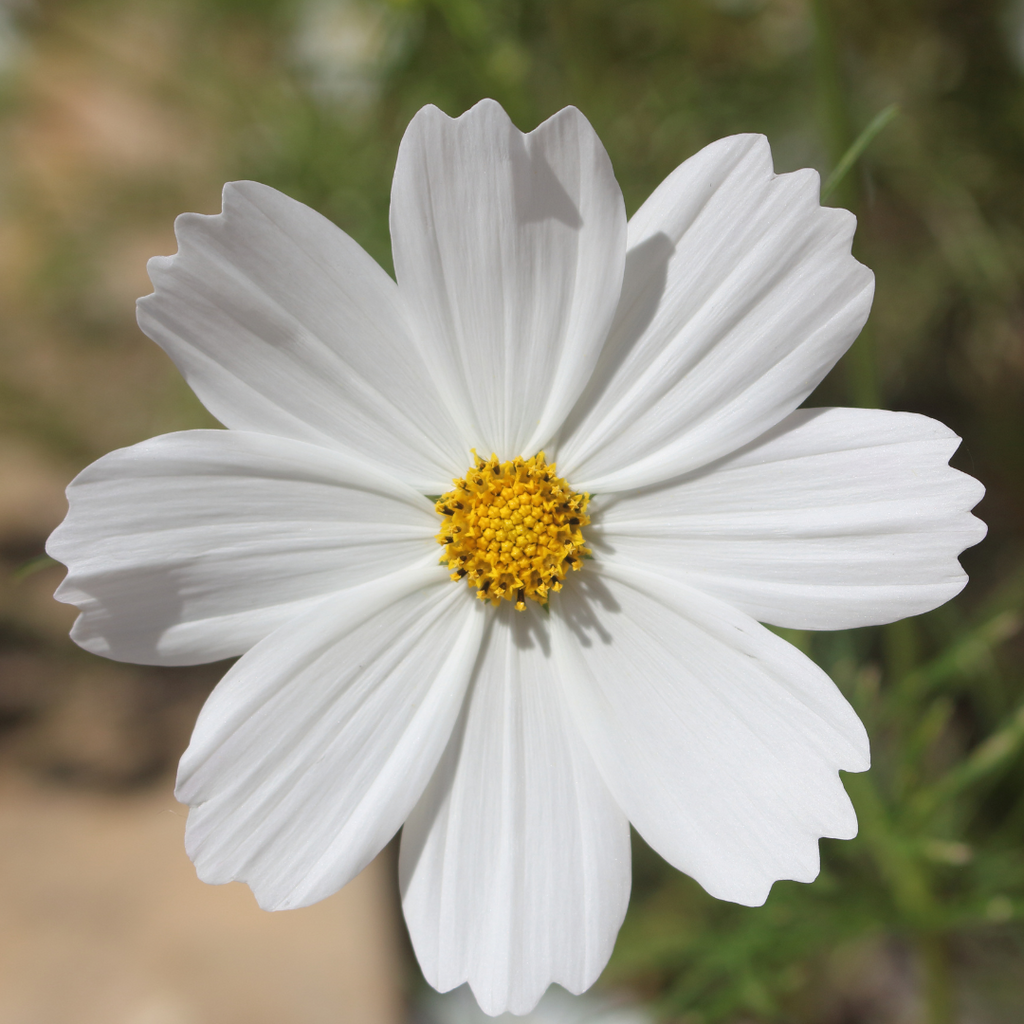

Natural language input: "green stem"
[844,773,933,920]
[920,933,955,1024]
[883,617,919,690]
[811,0,855,203]
[846,774,955,1022]
[811,0,884,408]
[844,320,880,408]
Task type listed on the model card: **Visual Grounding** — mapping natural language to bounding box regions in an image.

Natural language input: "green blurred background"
[0,1,1022,1022]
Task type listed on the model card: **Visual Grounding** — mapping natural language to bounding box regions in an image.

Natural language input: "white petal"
[391,100,627,458]
[400,603,631,1016]
[176,566,484,911]
[553,562,868,908]
[137,180,467,491]
[47,430,439,665]
[557,134,875,492]
[593,408,987,629]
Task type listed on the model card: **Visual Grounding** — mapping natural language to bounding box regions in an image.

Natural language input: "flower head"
[47,99,985,1016]
[435,451,590,608]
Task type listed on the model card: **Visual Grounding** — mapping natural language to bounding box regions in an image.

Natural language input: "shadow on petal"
[512,128,583,229]
[555,231,674,444]
[557,572,621,648]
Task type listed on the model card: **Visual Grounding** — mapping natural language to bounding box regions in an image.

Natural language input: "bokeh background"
[0,0,1022,1022]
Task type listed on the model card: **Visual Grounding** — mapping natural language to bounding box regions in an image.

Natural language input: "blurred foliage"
[2,0,1024,1021]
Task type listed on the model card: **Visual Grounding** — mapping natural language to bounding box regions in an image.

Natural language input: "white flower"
[47,100,985,1016]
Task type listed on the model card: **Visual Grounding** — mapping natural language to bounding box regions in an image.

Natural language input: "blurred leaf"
[11,554,59,583]
[821,102,899,200]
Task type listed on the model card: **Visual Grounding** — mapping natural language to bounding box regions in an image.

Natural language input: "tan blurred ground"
[0,774,404,1024]
[0,7,407,1023]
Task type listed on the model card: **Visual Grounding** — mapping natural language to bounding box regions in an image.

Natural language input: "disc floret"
[435,452,590,610]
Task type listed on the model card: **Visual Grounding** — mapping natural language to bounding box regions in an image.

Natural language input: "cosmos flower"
[47,100,985,1016]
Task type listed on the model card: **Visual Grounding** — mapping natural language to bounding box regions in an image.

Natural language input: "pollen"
[435,452,590,610]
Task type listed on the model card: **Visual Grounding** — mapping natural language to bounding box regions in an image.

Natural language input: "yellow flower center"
[435,452,590,610]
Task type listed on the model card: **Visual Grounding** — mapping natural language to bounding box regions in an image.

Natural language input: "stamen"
[434,451,590,609]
